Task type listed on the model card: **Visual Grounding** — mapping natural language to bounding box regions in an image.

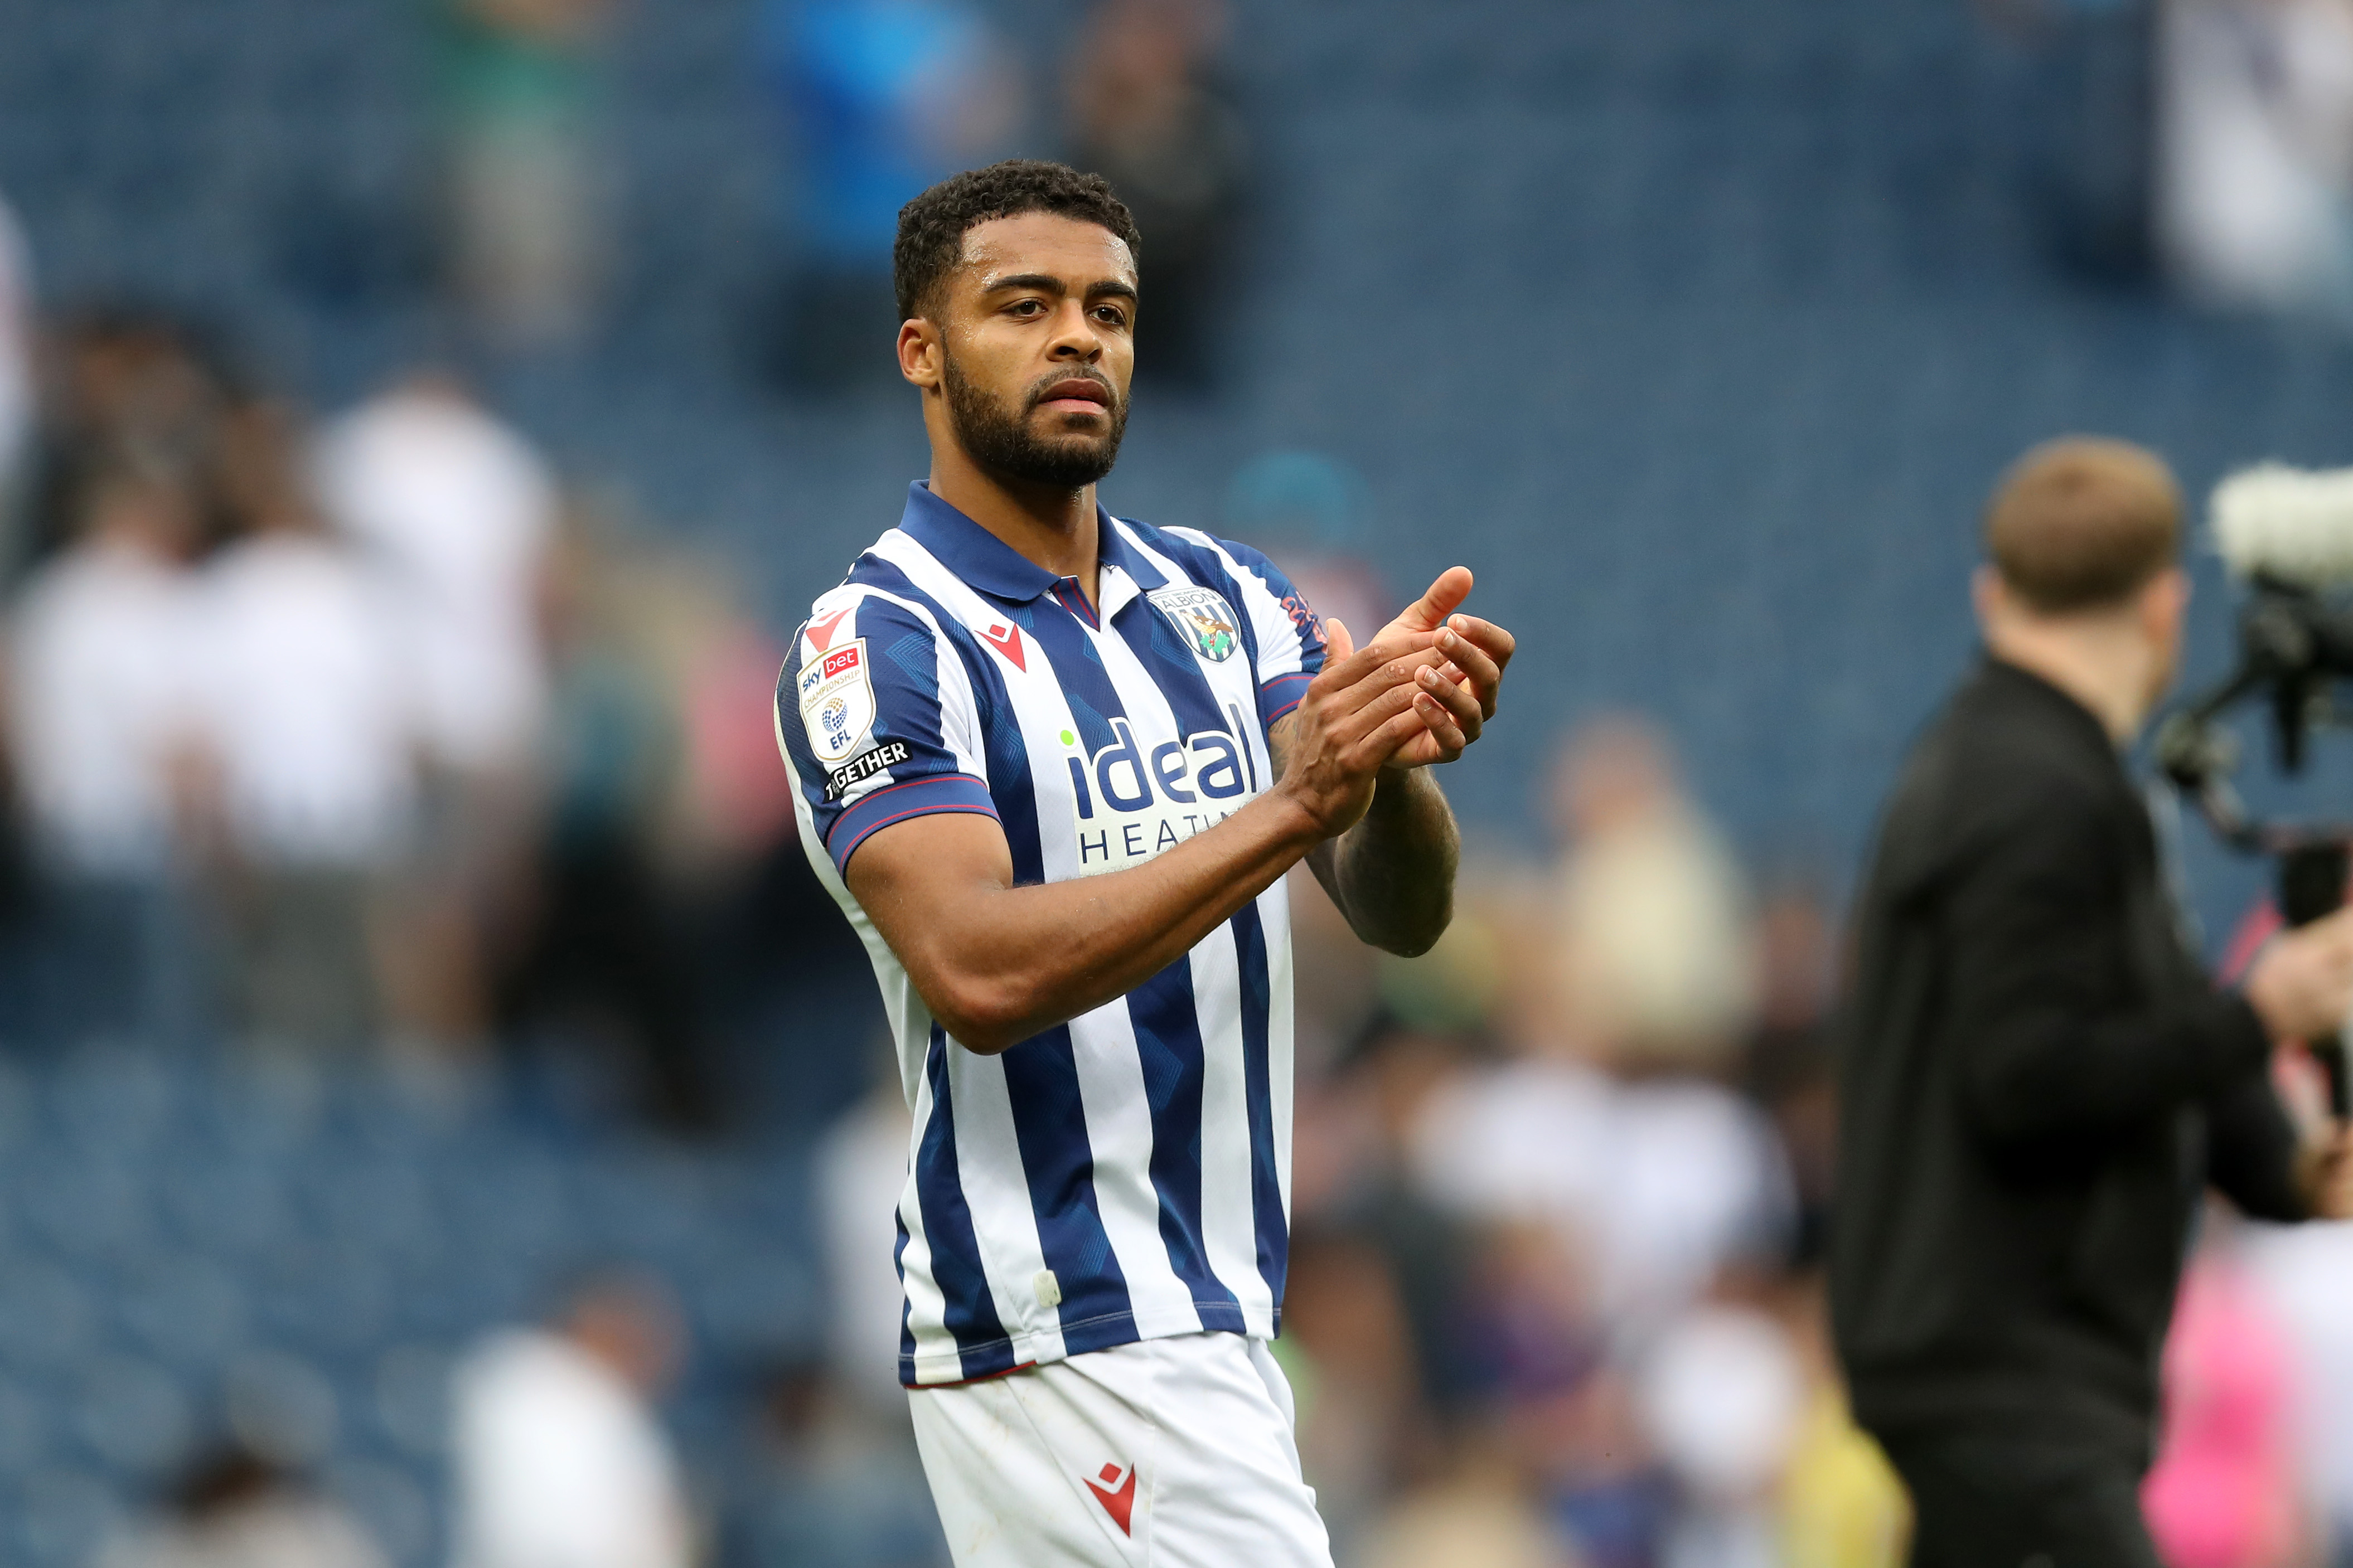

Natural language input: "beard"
[942,353,1129,489]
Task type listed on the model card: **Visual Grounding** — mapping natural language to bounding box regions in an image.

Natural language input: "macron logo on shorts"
[1086,1461,1137,1536]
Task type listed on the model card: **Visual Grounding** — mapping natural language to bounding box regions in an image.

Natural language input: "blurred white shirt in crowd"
[191,532,418,867]
[314,380,555,774]
[2242,1222,2353,1540]
[1639,1303,1805,1568]
[0,190,31,496]
[11,539,201,876]
[1411,1059,1793,1328]
[818,1085,921,1415]
[451,1328,691,1568]
[2161,0,2353,316]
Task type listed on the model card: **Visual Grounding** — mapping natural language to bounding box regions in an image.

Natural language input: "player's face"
[937,213,1139,488]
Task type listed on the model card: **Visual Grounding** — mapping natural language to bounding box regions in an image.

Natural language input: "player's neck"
[928,446,1102,606]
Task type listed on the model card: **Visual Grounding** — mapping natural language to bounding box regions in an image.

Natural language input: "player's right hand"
[1270,616,1447,840]
[2247,904,2353,1043]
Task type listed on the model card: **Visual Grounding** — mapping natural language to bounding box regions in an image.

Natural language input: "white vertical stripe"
[1065,1003,1204,1338]
[1260,883,1297,1220]
[942,1052,1068,1366]
[1188,919,1277,1333]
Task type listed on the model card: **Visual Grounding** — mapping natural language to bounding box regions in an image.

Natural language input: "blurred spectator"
[1283,1022,1488,1554]
[816,1080,917,1413]
[95,1442,390,1568]
[314,372,554,779]
[313,372,555,1056]
[7,462,207,1042]
[1065,0,1248,388]
[451,1271,692,1568]
[494,518,713,1131]
[20,307,236,581]
[2143,1230,2307,1568]
[2159,0,2353,324]
[1282,1225,1429,1556]
[757,0,1020,390]
[1361,1454,1580,1568]
[1638,1298,1806,1568]
[0,188,31,511]
[434,0,613,347]
[188,401,422,1049]
[1411,1060,1792,1338]
[1775,1280,1909,1568]
[10,464,204,880]
[1548,718,1756,1072]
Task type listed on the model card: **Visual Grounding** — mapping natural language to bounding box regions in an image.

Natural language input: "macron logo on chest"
[981,621,1027,672]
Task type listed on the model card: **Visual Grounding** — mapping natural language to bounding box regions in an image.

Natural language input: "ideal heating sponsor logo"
[1064,706,1262,877]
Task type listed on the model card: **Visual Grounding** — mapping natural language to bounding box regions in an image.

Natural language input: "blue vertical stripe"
[1227,901,1287,1313]
[913,1028,1015,1381]
[1125,955,1245,1331]
[998,1023,1137,1353]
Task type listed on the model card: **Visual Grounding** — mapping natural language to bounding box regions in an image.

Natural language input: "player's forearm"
[918,792,1327,1053]
[1326,765,1458,956]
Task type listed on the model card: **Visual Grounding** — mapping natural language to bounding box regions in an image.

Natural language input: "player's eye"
[1008,298,1047,318]
[1093,305,1129,327]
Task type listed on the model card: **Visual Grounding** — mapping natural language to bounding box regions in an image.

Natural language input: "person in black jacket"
[1832,436,2353,1568]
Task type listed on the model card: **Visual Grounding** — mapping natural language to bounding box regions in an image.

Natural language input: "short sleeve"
[1210,538,1329,729]
[777,590,998,873]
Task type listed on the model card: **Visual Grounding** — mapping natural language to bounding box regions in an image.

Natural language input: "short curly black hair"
[893,160,1142,324]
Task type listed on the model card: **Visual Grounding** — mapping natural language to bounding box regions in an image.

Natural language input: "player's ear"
[899,318,943,391]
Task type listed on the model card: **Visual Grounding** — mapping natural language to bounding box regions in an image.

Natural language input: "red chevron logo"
[981,622,1027,672]
[805,608,851,652]
[1086,1461,1136,1536]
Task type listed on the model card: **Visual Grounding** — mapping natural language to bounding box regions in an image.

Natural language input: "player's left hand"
[2301,1119,2353,1220]
[1362,566,1514,770]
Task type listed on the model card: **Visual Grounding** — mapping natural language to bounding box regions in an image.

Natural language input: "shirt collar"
[898,483,1058,602]
[897,482,1168,607]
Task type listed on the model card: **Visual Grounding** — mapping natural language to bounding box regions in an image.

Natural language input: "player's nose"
[1047,299,1105,361]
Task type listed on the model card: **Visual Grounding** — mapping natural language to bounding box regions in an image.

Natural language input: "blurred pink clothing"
[2142,1256,2301,1568]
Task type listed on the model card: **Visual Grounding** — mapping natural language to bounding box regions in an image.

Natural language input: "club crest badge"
[798,638,876,763]
[1149,586,1241,664]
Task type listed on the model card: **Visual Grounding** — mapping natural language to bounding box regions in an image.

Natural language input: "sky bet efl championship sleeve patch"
[798,638,879,771]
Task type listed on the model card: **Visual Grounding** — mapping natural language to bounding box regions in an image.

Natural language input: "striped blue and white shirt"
[776,483,1329,1387]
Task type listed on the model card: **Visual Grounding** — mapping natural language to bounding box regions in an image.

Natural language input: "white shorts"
[907,1331,1335,1568]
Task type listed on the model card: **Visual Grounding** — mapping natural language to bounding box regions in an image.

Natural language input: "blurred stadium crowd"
[1,0,2353,1566]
